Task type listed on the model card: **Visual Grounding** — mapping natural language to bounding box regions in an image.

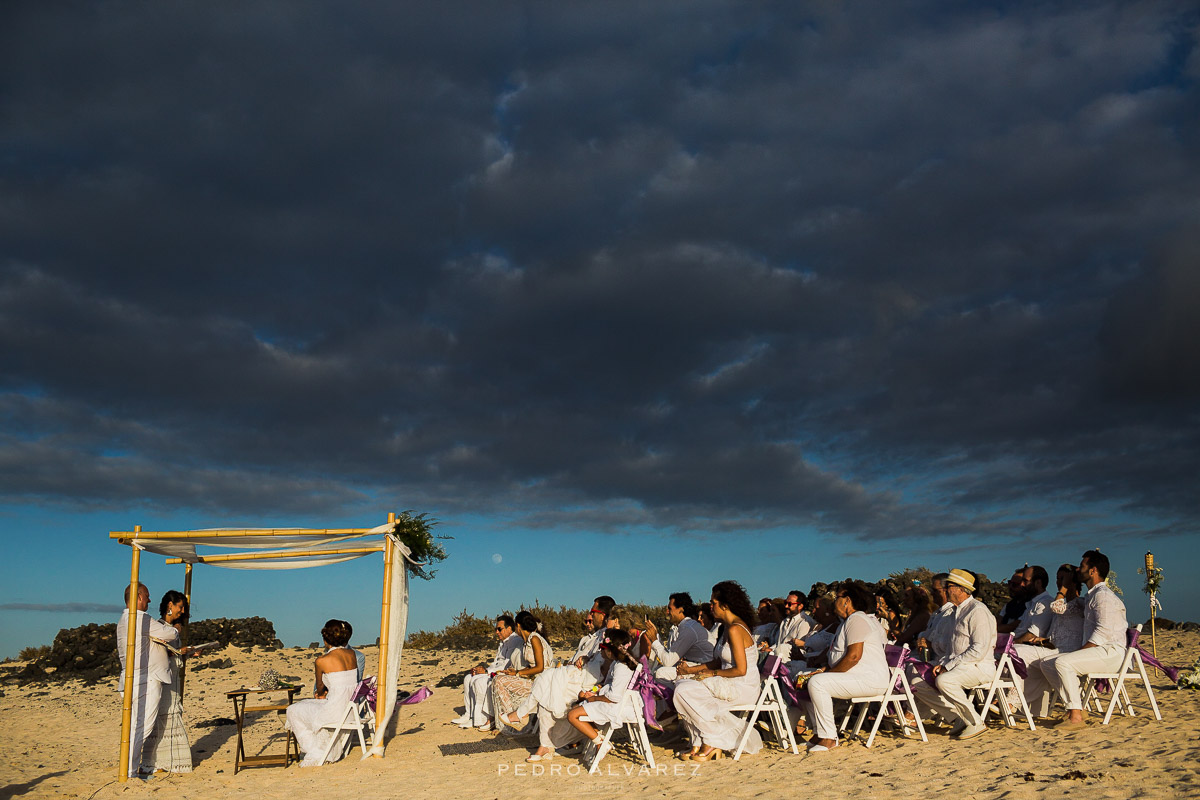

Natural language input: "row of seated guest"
[448,548,1130,761]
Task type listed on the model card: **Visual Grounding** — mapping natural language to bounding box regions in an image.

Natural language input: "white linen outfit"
[673,623,763,754]
[116,608,180,777]
[285,661,359,766]
[919,602,956,659]
[774,611,818,659]
[1015,596,1085,717]
[1043,584,1128,711]
[1003,590,1053,708]
[912,597,997,727]
[650,617,714,669]
[459,633,523,726]
[804,612,891,741]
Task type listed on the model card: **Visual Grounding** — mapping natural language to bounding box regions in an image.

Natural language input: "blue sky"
[2,1,1198,658]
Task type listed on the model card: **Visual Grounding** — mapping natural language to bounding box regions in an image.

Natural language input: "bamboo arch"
[110,512,408,782]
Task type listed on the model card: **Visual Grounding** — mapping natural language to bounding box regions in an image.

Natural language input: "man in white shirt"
[915,573,954,660]
[116,583,180,777]
[764,590,818,661]
[642,592,714,672]
[912,569,997,740]
[453,615,523,729]
[1043,550,1129,729]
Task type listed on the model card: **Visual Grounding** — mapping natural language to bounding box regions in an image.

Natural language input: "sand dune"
[2,630,1198,800]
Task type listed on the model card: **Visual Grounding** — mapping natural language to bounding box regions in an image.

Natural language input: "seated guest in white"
[672,580,763,761]
[998,565,1035,633]
[452,615,521,729]
[1012,565,1054,645]
[566,596,613,669]
[116,582,181,777]
[522,597,614,742]
[554,629,642,763]
[874,589,903,641]
[285,620,360,766]
[1015,564,1084,717]
[894,583,937,649]
[642,592,714,674]
[770,590,818,661]
[752,598,781,648]
[494,611,553,728]
[698,603,720,646]
[915,573,954,660]
[911,569,997,740]
[1043,550,1128,730]
[803,582,891,752]
[796,594,840,669]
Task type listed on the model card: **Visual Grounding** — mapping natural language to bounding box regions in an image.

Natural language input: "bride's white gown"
[285,668,359,766]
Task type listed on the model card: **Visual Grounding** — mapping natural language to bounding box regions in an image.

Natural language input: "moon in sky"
[491,553,503,564]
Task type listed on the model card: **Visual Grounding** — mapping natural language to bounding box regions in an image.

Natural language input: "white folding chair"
[582,664,657,775]
[728,658,799,760]
[1080,624,1162,725]
[973,634,1036,731]
[839,644,928,747]
[317,676,376,764]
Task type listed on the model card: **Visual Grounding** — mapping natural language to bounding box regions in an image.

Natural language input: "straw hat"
[946,569,976,593]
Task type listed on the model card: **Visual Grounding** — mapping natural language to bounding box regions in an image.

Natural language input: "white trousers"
[804,671,890,741]
[462,672,494,725]
[537,706,585,750]
[912,661,994,726]
[1013,643,1059,717]
[1045,644,1126,711]
[123,679,162,777]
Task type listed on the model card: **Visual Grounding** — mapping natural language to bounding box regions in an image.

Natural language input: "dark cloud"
[1,1,1197,542]
[0,603,125,614]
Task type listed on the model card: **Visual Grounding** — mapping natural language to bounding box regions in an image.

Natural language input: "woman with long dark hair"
[672,580,762,760]
[141,590,193,773]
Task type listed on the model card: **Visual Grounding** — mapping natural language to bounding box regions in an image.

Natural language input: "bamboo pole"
[1146,551,1159,672]
[163,545,384,565]
[117,526,142,782]
[180,563,192,697]
[372,512,396,756]
[110,527,376,540]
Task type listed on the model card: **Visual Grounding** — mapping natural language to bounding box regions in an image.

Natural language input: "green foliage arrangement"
[1139,563,1164,596]
[391,510,449,581]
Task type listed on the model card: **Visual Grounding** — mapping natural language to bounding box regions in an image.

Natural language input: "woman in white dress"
[803,582,890,752]
[673,580,762,761]
[142,590,193,773]
[285,619,360,766]
[493,611,553,728]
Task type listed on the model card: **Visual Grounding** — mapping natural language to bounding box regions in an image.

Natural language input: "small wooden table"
[226,686,301,774]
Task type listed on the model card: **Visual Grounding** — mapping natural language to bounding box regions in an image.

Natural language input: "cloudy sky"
[2,1,1197,657]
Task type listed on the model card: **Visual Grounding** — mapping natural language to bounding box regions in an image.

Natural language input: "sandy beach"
[2,631,1198,800]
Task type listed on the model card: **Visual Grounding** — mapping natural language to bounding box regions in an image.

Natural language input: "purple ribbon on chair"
[884,645,921,692]
[894,645,936,687]
[632,656,674,730]
[762,654,802,707]
[995,634,1028,680]
[353,677,377,711]
[1128,628,1182,684]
